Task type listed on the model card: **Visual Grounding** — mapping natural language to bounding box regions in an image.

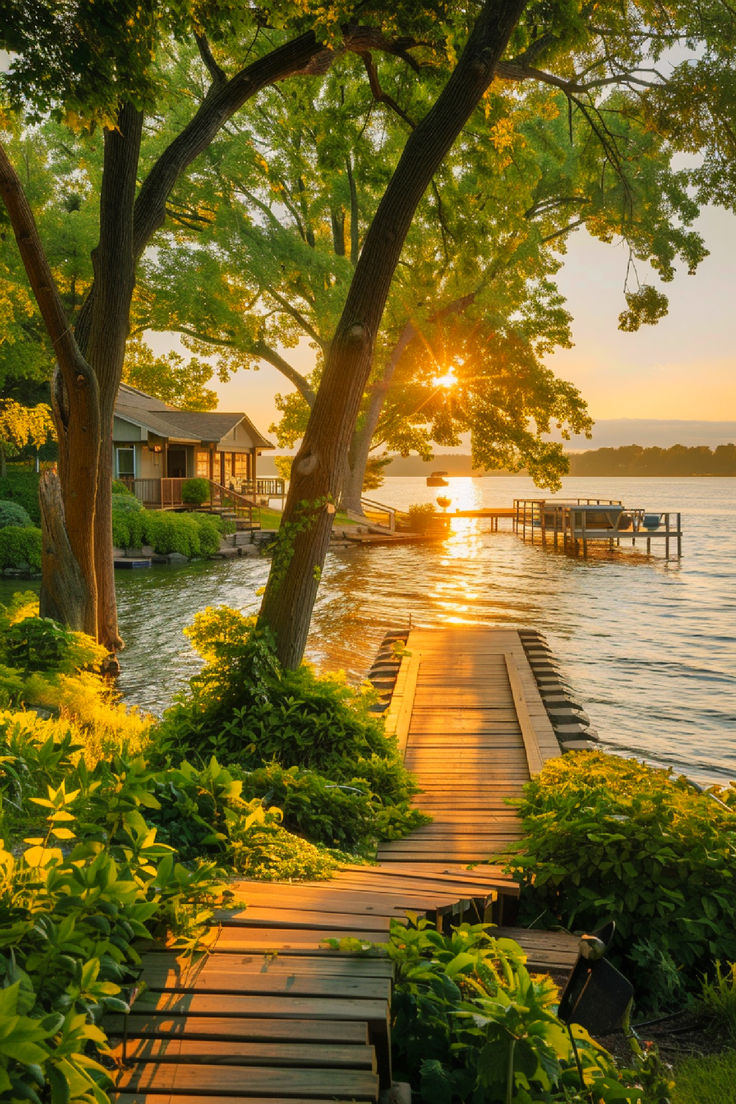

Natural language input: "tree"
[256,0,736,666]
[1,1,450,649]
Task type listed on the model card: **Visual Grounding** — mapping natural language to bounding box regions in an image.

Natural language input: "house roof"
[115,383,273,449]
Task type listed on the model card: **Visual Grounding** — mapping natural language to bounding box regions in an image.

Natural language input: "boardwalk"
[111,628,576,1103]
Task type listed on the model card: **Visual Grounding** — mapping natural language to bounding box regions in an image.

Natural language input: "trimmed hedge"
[0,526,42,571]
[112,502,224,558]
[0,500,33,529]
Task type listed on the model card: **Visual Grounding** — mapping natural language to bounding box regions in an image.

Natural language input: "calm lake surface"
[5,476,733,786]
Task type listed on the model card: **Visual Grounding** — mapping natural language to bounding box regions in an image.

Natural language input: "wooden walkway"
[111,628,576,1104]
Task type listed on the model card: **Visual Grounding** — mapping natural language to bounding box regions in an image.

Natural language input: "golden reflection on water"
[424,479,504,624]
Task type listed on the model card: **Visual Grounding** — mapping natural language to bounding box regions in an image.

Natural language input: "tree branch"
[0,141,96,397]
[133,31,333,258]
[266,288,326,350]
[195,33,227,85]
[361,52,416,127]
[252,341,316,405]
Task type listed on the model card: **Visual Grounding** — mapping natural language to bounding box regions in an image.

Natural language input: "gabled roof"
[115,383,273,449]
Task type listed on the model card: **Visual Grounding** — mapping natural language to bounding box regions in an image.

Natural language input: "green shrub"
[112,478,134,494]
[0,500,32,528]
[239,762,418,853]
[386,917,641,1103]
[194,515,222,556]
[112,497,146,549]
[153,607,426,852]
[144,512,202,556]
[0,526,42,571]
[112,491,143,513]
[0,468,41,523]
[181,477,210,505]
[506,752,736,1011]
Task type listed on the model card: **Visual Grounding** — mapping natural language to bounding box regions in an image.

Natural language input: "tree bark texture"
[38,470,91,630]
[259,0,529,668]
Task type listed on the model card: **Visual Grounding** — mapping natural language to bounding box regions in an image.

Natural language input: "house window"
[195,449,210,478]
[116,446,135,478]
[233,453,248,480]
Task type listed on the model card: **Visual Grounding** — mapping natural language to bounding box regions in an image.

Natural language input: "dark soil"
[597,1010,725,1070]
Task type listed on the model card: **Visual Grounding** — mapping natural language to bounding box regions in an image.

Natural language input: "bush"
[152,607,426,852]
[112,478,134,494]
[0,526,42,571]
[112,491,143,513]
[506,752,736,1011]
[112,496,146,550]
[181,477,211,505]
[144,511,203,556]
[0,500,32,528]
[0,468,41,523]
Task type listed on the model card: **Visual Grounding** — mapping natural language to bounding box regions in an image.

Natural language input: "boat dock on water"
[108,627,584,1104]
[514,497,682,559]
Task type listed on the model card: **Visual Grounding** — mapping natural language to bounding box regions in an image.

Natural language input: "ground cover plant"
[506,752,736,1013]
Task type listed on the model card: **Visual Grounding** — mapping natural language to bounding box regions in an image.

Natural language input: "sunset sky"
[211,202,736,439]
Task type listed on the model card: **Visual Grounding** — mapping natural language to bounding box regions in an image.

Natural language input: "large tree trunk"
[83,104,143,652]
[258,0,528,668]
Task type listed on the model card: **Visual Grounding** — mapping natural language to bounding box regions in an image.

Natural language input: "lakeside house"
[113,383,280,508]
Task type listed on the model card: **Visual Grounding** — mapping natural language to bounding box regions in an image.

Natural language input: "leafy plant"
[153,607,424,850]
[0,468,41,523]
[0,525,42,571]
[698,961,736,1043]
[506,752,736,1011]
[386,917,642,1103]
[181,477,211,505]
[0,499,32,528]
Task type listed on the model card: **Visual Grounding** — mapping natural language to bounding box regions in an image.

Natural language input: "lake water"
[4,477,734,786]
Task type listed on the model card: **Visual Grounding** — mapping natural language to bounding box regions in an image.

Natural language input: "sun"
[431,367,458,389]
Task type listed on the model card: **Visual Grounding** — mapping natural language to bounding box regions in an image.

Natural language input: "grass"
[255,506,360,530]
[671,1049,736,1103]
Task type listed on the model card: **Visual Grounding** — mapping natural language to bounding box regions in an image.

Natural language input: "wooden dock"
[110,628,577,1103]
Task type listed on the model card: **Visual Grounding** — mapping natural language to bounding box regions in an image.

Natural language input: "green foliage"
[0,499,32,528]
[506,753,736,1012]
[386,917,640,1103]
[181,477,211,506]
[239,762,426,853]
[0,785,223,1104]
[698,962,736,1044]
[0,469,41,524]
[111,479,134,495]
[110,501,222,557]
[0,525,42,571]
[153,606,425,853]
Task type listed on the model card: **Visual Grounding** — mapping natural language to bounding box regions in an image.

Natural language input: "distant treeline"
[567,444,736,476]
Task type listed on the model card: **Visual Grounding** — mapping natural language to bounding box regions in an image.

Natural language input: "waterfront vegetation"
[508,753,736,1013]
